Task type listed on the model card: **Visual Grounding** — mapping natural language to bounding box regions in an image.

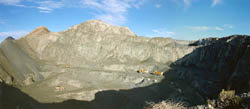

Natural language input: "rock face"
[21,20,194,69]
[189,37,219,46]
[0,20,249,109]
[0,20,197,109]
[175,35,250,97]
[0,37,43,86]
[14,20,195,78]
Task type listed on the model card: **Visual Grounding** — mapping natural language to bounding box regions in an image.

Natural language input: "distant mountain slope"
[19,20,194,66]
[0,20,195,105]
[0,20,249,109]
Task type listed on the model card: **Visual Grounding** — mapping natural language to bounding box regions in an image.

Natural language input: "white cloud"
[170,0,194,9]
[95,14,127,26]
[171,0,223,9]
[38,1,64,9]
[0,0,25,7]
[183,0,191,7]
[215,26,224,31]
[81,0,146,25]
[0,0,64,10]
[0,30,29,39]
[36,1,64,13]
[151,28,176,37]
[0,0,147,24]
[0,0,21,5]
[39,10,51,13]
[188,26,210,31]
[37,6,52,11]
[187,25,234,32]
[212,0,222,7]
[132,0,148,9]
[155,4,161,8]
[223,24,234,29]
[37,6,52,13]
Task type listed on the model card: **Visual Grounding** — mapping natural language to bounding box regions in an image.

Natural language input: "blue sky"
[0,0,249,41]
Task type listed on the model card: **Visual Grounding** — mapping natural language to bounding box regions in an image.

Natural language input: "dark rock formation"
[189,37,219,46]
[175,35,250,98]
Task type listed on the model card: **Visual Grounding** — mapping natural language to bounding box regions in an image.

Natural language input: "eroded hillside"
[0,20,249,109]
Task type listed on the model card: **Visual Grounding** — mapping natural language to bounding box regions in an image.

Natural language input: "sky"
[0,0,249,41]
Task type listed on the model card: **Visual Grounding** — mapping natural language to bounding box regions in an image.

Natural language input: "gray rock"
[20,20,194,68]
[0,38,43,85]
[0,20,197,108]
[0,20,249,109]
[175,35,250,98]
[189,37,219,46]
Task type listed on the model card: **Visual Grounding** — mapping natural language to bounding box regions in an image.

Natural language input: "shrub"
[146,100,185,109]
[217,89,242,108]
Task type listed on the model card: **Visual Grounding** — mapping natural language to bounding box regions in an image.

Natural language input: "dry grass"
[146,100,185,109]
[218,89,242,108]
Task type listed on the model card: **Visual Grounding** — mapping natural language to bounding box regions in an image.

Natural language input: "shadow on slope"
[2,36,227,109]
[0,82,91,109]
[2,35,250,109]
[169,35,250,99]
[0,67,205,109]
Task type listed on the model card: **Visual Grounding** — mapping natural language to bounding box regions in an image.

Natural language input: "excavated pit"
[0,20,249,109]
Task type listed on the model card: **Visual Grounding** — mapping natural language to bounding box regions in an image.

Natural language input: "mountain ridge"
[0,20,249,109]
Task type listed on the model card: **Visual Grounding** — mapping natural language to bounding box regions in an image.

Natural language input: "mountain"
[0,20,249,109]
[175,35,250,97]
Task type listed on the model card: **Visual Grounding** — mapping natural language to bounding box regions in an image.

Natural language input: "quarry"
[0,20,249,109]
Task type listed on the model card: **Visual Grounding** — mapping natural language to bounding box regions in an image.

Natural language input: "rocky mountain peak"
[67,20,136,36]
[6,36,15,40]
[25,26,50,37]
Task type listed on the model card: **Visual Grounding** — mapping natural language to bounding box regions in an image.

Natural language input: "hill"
[0,20,249,109]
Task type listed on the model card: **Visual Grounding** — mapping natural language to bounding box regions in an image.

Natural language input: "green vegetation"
[217,89,242,108]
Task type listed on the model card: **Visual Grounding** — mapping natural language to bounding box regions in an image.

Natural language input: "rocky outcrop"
[0,20,197,108]
[0,20,249,109]
[175,35,250,97]
[0,37,43,86]
[17,20,195,72]
[189,37,219,46]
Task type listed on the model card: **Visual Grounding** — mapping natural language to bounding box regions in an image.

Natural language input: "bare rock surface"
[175,35,250,98]
[0,20,249,109]
[0,37,43,85]
[0,20,198,109]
